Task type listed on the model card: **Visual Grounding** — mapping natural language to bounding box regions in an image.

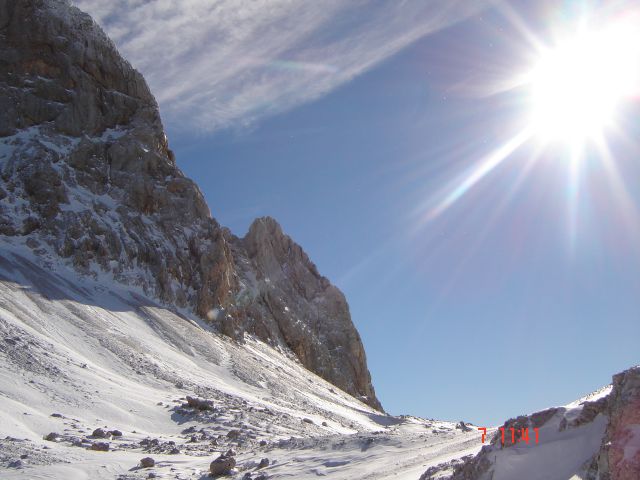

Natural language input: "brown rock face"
[236,217,380,410]
[585,367,640,480]
[0,0,381,410]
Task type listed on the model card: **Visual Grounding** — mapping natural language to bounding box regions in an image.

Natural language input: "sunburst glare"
[527,18,640,145]
[418,6,640,227]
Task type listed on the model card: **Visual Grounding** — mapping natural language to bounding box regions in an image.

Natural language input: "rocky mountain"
[3,2,640,480]
[0,0,380,410]
[420,367,640,480]
[0,243,479,479]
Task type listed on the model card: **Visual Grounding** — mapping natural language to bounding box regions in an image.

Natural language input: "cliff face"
[584,367,640,480]
[0,0,381,410]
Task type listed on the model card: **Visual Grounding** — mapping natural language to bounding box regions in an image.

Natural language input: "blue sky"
[79,0,640,425]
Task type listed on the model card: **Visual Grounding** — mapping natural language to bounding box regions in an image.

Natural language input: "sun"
[418,10,640,225]
[528,20,640,145]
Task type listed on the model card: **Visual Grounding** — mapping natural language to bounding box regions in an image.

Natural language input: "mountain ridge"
[0,0,380,410]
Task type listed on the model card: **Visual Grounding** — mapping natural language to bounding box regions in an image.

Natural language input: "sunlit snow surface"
[0,245,481,479]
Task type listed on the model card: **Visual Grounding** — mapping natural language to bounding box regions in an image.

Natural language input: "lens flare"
[416,8,640,231]
[528,19,640,144]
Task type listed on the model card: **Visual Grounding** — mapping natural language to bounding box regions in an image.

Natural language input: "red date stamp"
[478,427,540,445]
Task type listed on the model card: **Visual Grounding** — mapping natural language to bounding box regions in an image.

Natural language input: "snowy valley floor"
[0,248,483,479]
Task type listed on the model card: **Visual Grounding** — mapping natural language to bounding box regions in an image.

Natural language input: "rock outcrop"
[0,0,381,410]
[585,367,640,480]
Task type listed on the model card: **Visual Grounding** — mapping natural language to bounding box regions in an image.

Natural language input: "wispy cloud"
[73,0,490,133]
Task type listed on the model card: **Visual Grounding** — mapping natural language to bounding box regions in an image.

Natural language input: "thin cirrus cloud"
[73,0,492,133]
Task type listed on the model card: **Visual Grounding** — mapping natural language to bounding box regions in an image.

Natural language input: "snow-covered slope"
[0,246,482,479]
[421,372,640,480]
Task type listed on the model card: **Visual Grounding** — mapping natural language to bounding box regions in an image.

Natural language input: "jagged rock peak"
[238,216,382,410]
[247,216,284,235]
[244,216,324,287]
[0,0,382,410]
